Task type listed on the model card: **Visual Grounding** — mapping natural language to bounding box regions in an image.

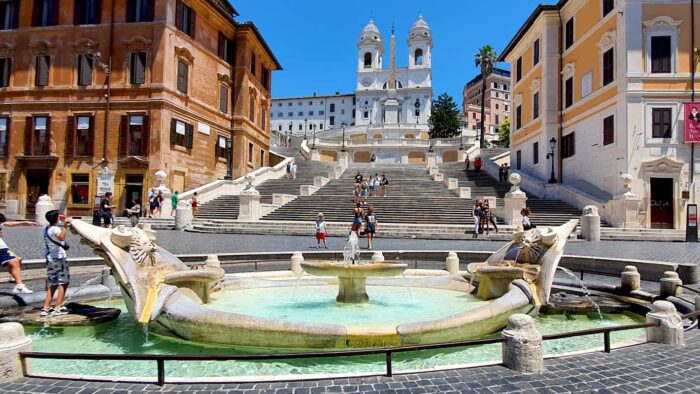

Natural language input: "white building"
[271,93,356,137]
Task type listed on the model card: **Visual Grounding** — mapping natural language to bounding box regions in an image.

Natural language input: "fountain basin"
[300,261,408,303]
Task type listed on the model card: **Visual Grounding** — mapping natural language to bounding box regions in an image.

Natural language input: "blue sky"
[233,0,549,103]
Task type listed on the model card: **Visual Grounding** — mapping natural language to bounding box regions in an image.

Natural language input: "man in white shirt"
[0,213,38,294]
[41,210,71,316]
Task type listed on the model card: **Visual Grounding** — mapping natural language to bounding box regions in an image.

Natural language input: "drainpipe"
[103,0,115,164]
[557,9,564,184]
[226,32,237,180]
[691,0,696,186]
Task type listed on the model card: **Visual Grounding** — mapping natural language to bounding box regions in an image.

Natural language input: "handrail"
[678,284,700,295]
[19,320,658,386]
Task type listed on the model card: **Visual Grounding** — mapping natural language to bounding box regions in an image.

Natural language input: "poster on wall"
[684,103,700,143]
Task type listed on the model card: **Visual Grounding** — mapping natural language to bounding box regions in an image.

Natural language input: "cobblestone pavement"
[1,331,698,393]
[3,227,700,263]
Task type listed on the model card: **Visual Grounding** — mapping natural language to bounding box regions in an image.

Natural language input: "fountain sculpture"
[70,218,579,349]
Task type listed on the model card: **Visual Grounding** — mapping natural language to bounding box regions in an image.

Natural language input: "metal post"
[304,118,308,140]
[312,124,317,149]
[156,359,165,386]
[547,137,557,184]
[603,331,611,353]
[341,123,347,152]
[385,351,393,377]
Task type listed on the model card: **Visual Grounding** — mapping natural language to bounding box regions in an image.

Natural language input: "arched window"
[414,48,423,65]
[364,52,372,68]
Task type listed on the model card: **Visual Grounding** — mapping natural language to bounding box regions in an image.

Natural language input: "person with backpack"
[100,192,115,228]
[364,206,378,250]
[40,210,71,316]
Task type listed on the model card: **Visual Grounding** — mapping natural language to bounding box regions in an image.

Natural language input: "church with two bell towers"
[355,16,433,134]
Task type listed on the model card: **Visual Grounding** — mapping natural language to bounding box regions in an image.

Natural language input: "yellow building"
[500,0,699,230]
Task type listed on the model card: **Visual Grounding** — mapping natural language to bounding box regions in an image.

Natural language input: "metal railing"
[20,315,690,386]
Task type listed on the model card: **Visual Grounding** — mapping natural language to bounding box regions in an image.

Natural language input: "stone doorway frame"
[641,156,684,229]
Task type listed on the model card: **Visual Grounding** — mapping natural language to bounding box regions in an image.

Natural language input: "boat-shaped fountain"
[70,219,579,349]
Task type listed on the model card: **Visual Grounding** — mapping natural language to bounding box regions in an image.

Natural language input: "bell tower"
[357,19,383,72]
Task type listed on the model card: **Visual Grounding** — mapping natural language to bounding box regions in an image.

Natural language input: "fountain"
[67,219,583,349]
[300,233,408,303]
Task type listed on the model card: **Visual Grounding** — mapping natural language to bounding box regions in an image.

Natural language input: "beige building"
[0,0,280,217]
[462,68,511,138]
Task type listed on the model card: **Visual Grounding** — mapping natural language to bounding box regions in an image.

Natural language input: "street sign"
[97,167,115,196]
[687,204,698,242]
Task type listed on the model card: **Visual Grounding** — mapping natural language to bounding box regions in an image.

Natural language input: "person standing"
[315,213,328,249]
[170,191,179,217]
[291,161,298,180]
[482,200,498,235]
[100,192,115,228]
[352,203,364,237]
[0,214,38,294]
[472,200,483,239]
[364,206,378,250]
[370,153,377,168]
[286,161,292,179]
[521,208,534,231]
[155,191,165,218]
[474,157,482,174]
[40,210,71,316]
[359,179,369,205]
[127,199,141,227]
[380,174,389,197]
[147,188,157,217]
[191,192,199,216]
[354,171,363,186]
[464,154,470,171]
[368,175,375,197]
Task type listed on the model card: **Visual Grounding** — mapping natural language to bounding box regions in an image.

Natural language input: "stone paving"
[3,227,700,263]
[1,331,698,393]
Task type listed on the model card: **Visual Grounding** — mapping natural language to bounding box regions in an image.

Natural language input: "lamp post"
[304,118,308,140]
[546,137,557,184]
[311,124,317,150]
[341,122,347,152]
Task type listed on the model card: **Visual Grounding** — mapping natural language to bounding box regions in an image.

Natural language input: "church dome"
[409,15,431,40]
[359,18,383,46]
[363,18,380,35]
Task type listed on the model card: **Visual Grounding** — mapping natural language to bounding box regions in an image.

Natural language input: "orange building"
[0,0,280,217]
[500,0,700,229]
[462,68,511,140]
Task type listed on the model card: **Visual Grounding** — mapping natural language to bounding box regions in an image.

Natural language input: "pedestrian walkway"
[2,331,698,393]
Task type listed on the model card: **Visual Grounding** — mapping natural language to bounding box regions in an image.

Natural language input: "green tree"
[499,117,511,147]
[475,45,499,148]
[428,93,461,139]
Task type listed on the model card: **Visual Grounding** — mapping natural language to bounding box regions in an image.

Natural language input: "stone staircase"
[261,164,476,225]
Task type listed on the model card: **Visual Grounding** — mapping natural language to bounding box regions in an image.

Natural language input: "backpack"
[44,226,70,252]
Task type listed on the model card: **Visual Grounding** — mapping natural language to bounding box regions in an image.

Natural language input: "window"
[414,48,423,65]
[516,105,522,129]
[74,0,101,25]
[176,60,188,94]
[565,77,574,108]
[0,173,6,200]
[249,96,256,121]
[218,33,234,64]
[70,174,90,205]
[364,52,372,68]
[652,108,672,138]
[247,142,253,163]
[288,102,292,106]
[329,116,335,126]
[650,36,671,74]
[32,0,59,27]
[261,107,266,130]
[29,116,51,155]
[216,136,228,159]
[308,111,314,116]
[562,133,575,158]
[260,149,265,167]
[496,104,499,110]
[277,125,281,131]
[170,119,193,149]
[0,58,10,87]
[533,39,540,66]
[533,142,539,164]
[261,66,270,90]
[288,112,293,117]
[175,0,196,37]
[126,0,154,22]
[603,114,614,145]
[77,54,93,86]
[516,150,521,170]
[505,105,509,111]
[493,82,498,89]
[288,124,292,131]
[250,52,256,76]
[35,56,49,86]
[298,124,302,131]
[277,112,282,117]
[0,117,9,156]
[363,111,369,119]
[71,115,94,156]
[565,17,575,49]
[603,48,614,86]
[533,92,540,119]
[516,57,522,82]
[297,101,302,106]
[0,0,19,30]
[319,124,323,130]
[603,0,615,17]
[297,111,303,116]
[330,103,335,113]
[495,115,499,125]
[319,110,324,115]
[119,114,149,157]
[219,84,228,113]
[130,52,146,85]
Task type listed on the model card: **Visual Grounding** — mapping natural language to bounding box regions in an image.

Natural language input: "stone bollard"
[205,254,221,268]
[695,296,700,312]
[239,188,262,221]
[291,252,304,277]
[580,205,601,242]
[659,271,682,298]
[646,300,685,347]
[175,201,193,230]
[0,322,32,383]
[445,252,460,274]
[502,314,544,374]
[371,252,384,263]
[34,194,54,226]
[140,223,157,241]
[620,265,641,293]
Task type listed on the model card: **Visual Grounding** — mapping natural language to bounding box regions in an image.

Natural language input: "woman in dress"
[191,192,199,216]
[482,200,498,235]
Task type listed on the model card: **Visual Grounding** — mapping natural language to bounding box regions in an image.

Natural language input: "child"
[315,213,328,249]
[364,206,378,250]
[0,213,38,294]
[41,210,71,316]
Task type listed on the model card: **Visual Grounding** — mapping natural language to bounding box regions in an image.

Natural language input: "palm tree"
[475,45,498,149]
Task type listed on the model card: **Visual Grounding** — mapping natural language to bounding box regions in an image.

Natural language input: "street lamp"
[304,118,308,140]
[341,122,347,152]
[311,124,318,150]
[546,137,557,184]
